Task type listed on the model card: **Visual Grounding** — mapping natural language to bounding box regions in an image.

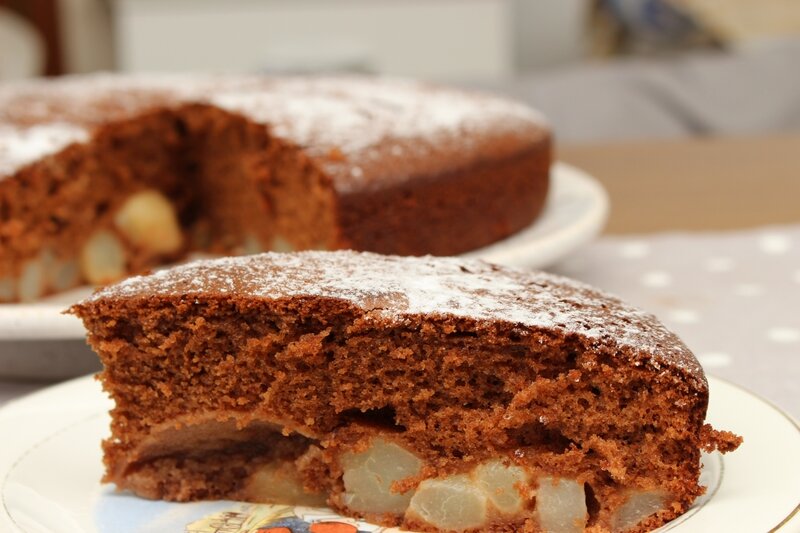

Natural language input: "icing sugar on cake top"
[0,74,548,190]
[0,123,89,176]
[88,251,704,386]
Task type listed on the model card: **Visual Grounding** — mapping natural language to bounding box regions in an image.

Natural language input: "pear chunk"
[50,257,80,292]
[271,234,294,253]
[408,475,488,531]
[536,477,587,533]
[241,234,264,255]
[474,459,528,515]
[0,277,14,302]
[114,189,182,254]
[611,489,667,532]
[341,437,423,514]
[245,461,327,507]
[18,257,44,302]
[80,230,126,284]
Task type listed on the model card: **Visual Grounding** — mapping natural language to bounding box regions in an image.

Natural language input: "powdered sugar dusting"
[209,77,546,190]
[83,251,704,384]
[0,74,547,191]
[210,77,544,155]
[0,123,89,177]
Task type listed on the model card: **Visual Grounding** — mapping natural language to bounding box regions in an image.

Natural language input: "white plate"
[463,162,608,267]
[0,376,797,533]
[0,162,608,342]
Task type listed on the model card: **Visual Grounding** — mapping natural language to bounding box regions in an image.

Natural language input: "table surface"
[559,134,800,234]
[2,135,799,418]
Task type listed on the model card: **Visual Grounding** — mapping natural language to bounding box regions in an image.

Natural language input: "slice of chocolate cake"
[70,251,740,533]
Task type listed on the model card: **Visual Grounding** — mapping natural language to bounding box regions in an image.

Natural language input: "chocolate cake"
[0,74,550,303]
[70,251,740,533]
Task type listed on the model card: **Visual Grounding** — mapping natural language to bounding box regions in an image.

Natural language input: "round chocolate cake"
[0,75,550,302]
[70,251,741,533]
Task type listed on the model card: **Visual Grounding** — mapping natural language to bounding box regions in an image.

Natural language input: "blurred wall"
[59,0,114,73]
[513,0,591,71]
[0,7,45,79]
[3,0,596,80]
[113,0,516,81]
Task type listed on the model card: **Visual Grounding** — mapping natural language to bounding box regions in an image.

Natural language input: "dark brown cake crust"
[0,75,551,302]
[337,143,550,256]
[70,251,740,533]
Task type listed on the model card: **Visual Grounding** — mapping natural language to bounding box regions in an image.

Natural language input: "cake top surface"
[0,74,548,191]
[80,251,704,386]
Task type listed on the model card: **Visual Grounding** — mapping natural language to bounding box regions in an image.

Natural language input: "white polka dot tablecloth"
[554,224,800,417]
